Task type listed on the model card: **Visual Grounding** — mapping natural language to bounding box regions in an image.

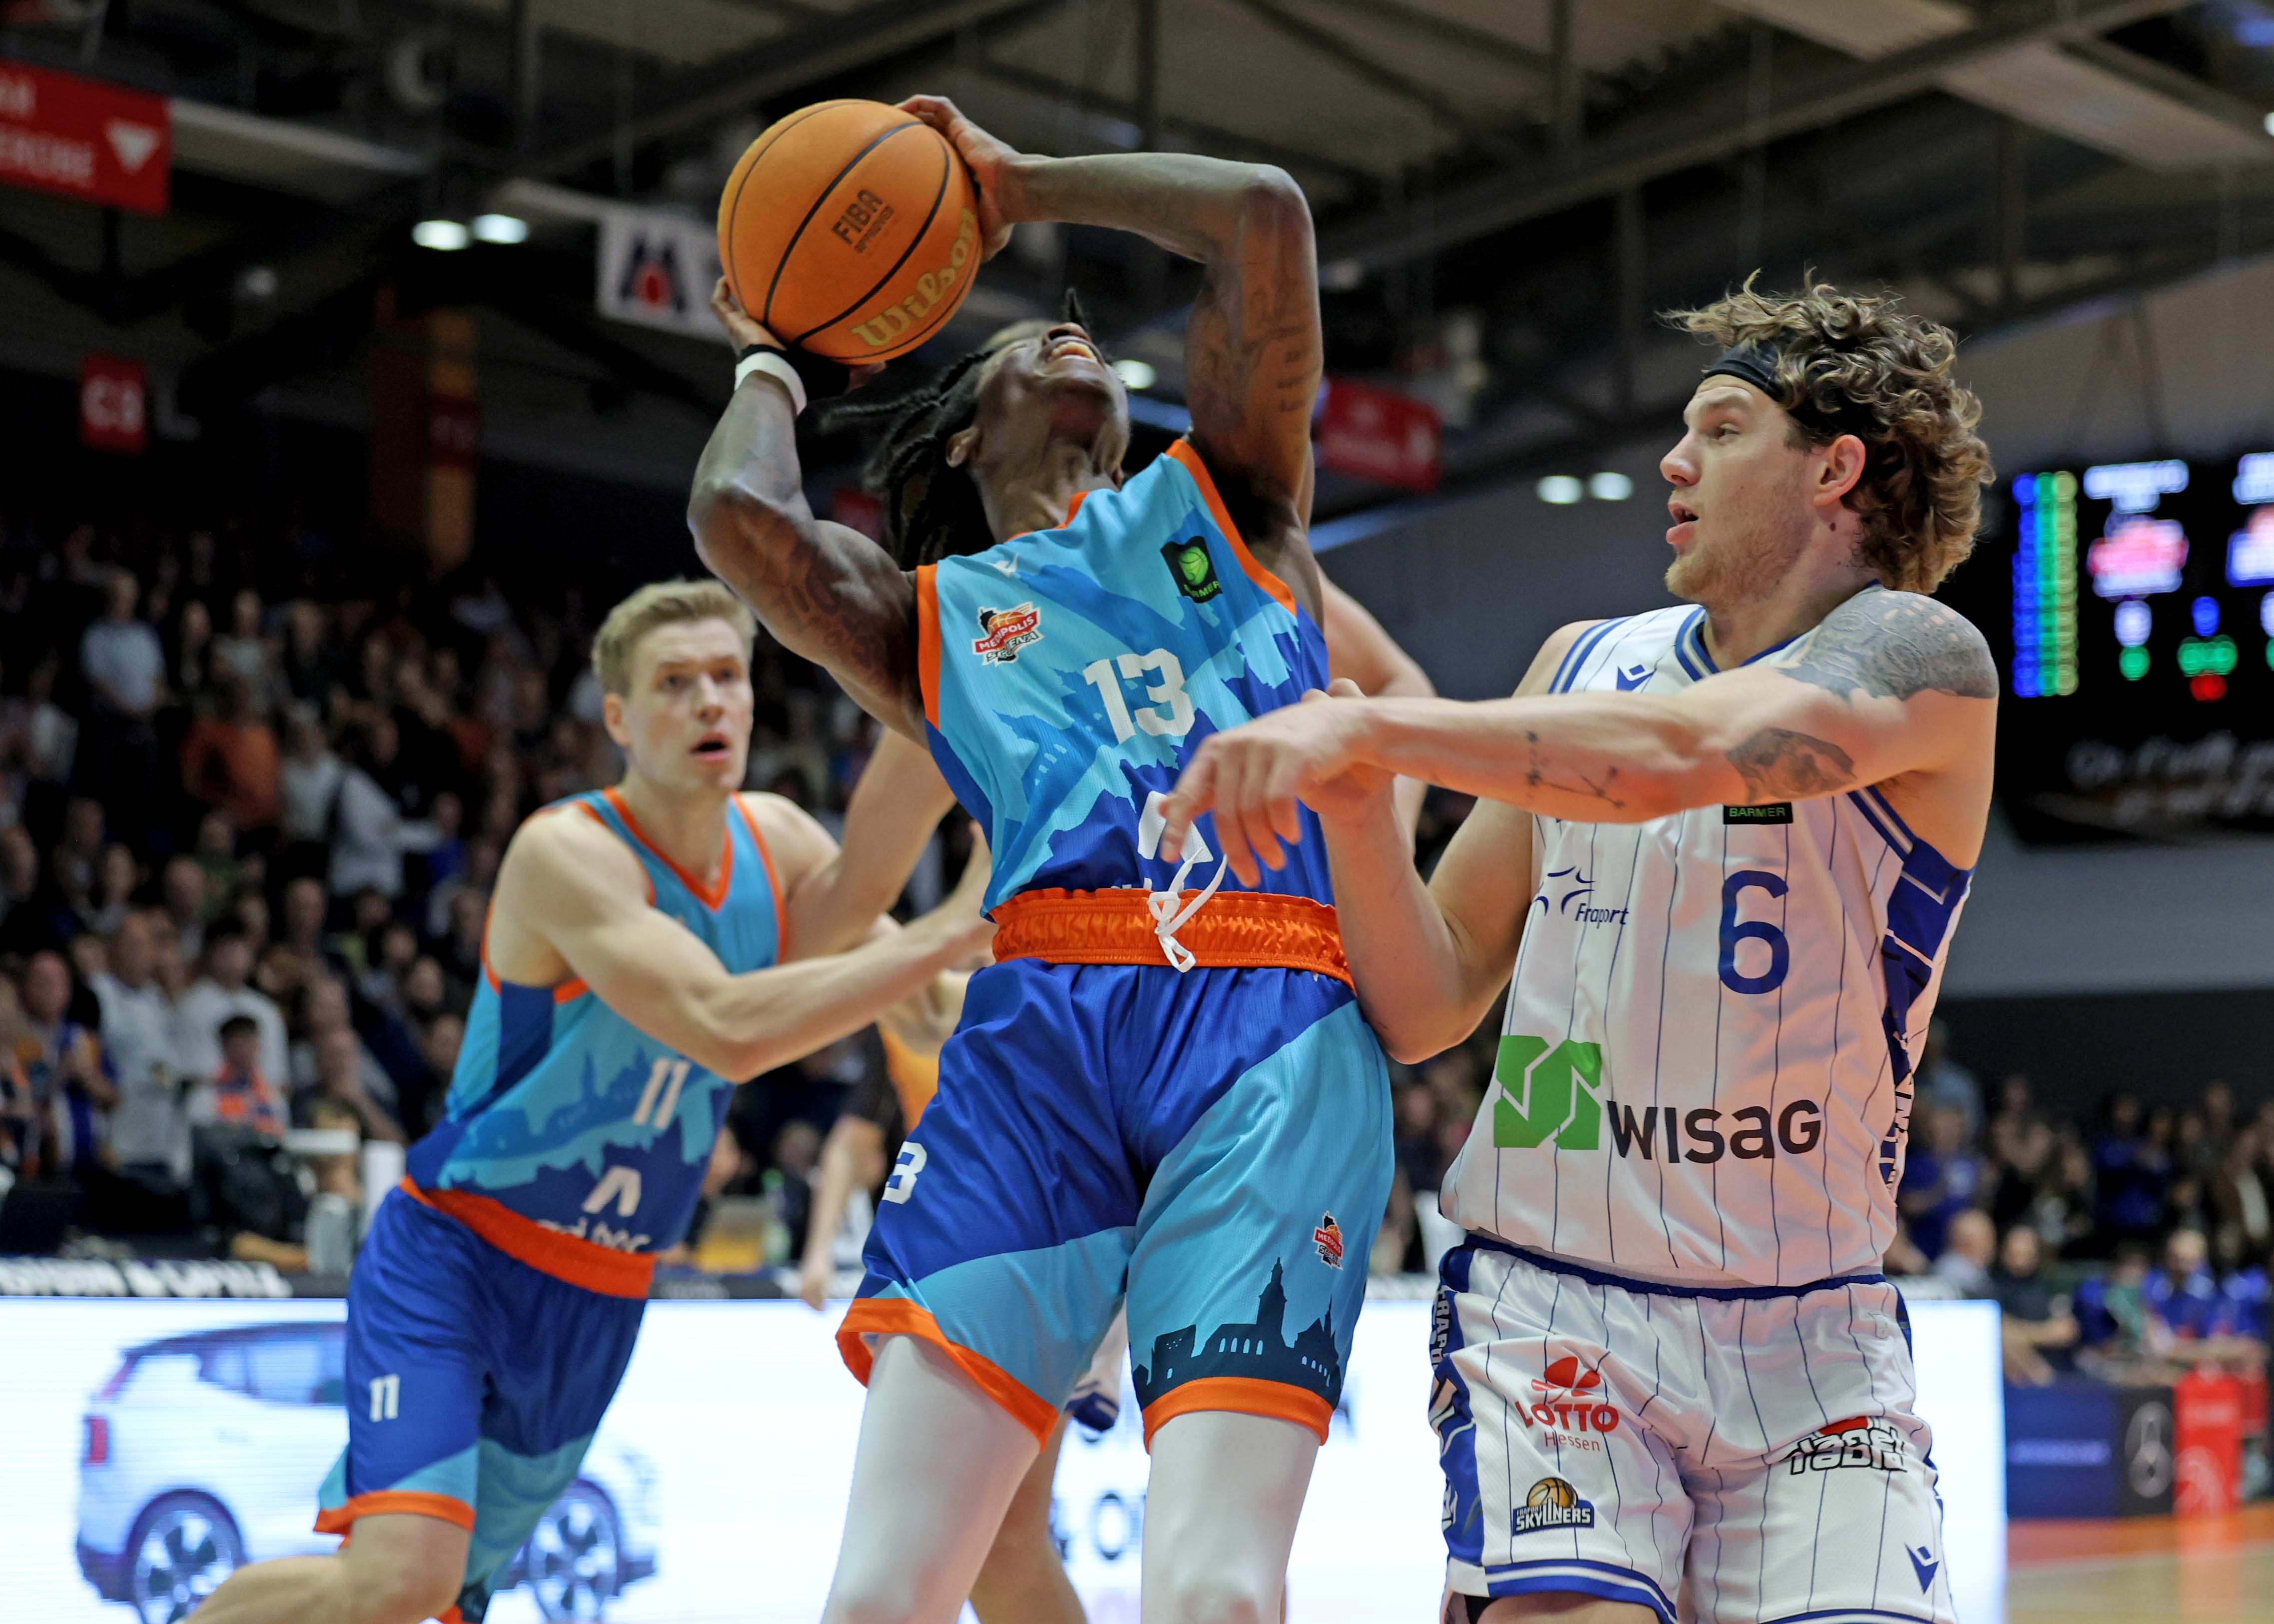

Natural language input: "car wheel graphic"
[125,1494,243,1624]
[523,1481,622,1622]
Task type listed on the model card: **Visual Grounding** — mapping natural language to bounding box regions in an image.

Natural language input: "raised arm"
[490,810,991,1081]
[902,96,1325,611]
[772,735,960,960]
[687,282,923,740]
[1167,588,1998,883]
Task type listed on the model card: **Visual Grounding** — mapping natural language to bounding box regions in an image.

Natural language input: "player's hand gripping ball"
[716,98,982,363]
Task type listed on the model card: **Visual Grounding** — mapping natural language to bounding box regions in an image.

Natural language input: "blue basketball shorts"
[838,958,1393,1448]
[317,1189,645,1621]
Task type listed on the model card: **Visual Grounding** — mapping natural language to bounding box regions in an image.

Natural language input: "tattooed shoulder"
[1782,589,1997,702]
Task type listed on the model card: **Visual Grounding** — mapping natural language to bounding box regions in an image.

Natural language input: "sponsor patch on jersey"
[1513,1477,1596,1535]
[972,603,1042,664]
[1724,802,1794,823]
[1313,1212,1344,1268]
[1783,1414,1905,1476]
[1162,536,1223,603]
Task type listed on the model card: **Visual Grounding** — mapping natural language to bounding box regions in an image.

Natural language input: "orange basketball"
[717,99,980,364]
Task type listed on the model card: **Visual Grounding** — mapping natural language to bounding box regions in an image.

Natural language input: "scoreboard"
[1969,450,2274,840]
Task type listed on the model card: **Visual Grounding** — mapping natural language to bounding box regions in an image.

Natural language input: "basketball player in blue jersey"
[198,579,992,1624]
[692,95,1398,1624]
[1164,280,1999,1624]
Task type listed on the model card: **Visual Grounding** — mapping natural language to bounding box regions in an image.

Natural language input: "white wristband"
[735,350,807,416]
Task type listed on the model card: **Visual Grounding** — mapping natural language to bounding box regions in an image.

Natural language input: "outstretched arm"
[490,810,992,1080]
[687,282,923,740]
[1321,575,1435,843]
[1166,588,1998,883]
[902,96,1324,612]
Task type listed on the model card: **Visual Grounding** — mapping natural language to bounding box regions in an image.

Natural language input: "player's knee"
[338,1553,461,1624]
[1148,1568,1276,1624]
[821,1570,931,1624]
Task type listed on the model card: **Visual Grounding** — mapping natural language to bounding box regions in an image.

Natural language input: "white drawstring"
[1147,847,1229,972]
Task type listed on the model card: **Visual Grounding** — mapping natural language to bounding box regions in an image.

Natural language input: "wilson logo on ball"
[849,208,976,353]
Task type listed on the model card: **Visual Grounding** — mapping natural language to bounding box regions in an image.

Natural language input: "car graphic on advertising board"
[74,1322,658,1623]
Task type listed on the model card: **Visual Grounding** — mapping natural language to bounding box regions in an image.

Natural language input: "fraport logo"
[1513,1476,1596,1536]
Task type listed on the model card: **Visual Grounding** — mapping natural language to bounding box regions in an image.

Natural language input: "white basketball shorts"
[1431,1237,1958,1624]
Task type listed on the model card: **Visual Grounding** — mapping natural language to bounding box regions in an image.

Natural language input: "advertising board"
[0,1295,2002,1623]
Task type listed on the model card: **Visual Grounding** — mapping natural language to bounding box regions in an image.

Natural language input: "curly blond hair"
[1672,277,1993,593]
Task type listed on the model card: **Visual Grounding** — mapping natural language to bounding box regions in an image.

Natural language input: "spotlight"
[1588,472,1633,501]
[1537,475,1583,505]
[472,214,530,245]
[1111,358,1157,390]
[413,219,471,251]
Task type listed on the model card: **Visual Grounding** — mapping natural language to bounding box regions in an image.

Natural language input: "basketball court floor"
[2005,1505,2274,1622]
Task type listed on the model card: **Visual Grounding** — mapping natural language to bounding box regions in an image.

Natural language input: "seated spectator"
[300,1097,368,1277]
[91,911,189,1186]
[1900,1103,1985,1259]
[2092,1091,2170,1249]
[1915,1020,1981,1144]
[328,717,441,899]
[2073,1243,2154,1375]
[2142,1226,2265,1372]
[1933,1208,1997,1296]
[190,809,249,904]
[308,1026,406,1145]
[174,922,289,1089]
[80,843,136,939]
[12,948,114,1178]
[1992,1224,2079,1385]
[287,975,396,1115]
[276,705,343,877]
[191,1013,285,1138]
[180,676,282,832]
[160,854,210,961]
[2209,1122,2271,1266]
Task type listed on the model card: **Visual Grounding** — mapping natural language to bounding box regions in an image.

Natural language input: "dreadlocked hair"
[1670,273,1993,593]
[817,289,1102,570]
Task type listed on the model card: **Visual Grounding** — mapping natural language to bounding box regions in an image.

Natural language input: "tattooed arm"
[688,283,923,741]
[1162,587,1999,885]
[903,96,1325,617]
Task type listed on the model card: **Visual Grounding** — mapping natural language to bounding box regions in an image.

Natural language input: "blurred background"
[0,2,2272,1618]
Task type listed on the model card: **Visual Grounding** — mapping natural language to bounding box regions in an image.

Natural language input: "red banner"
[1315,377,1441,493]
[2173,1369,2244,1516]
[0,60,170,215]
[79,354,147,455]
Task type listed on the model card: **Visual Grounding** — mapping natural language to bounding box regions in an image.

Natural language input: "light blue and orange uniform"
[318,787,784,1622]
[840,438,1392,1448]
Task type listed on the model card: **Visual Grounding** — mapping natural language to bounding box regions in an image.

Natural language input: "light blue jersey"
[916,438,1332,911]
[403,787,784,1292]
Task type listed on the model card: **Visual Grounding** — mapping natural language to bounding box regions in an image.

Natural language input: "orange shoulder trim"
[915,563,942,730]
[836,1296,1058,1445]
[734,795,792,961]
[1140,1376,1332,1450]
[1165,439,1299,617]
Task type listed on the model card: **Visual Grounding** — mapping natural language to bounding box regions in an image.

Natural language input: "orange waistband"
[396,1178,656,1299]
[989,888,1350,985]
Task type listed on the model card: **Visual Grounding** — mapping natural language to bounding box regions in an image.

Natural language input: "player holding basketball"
[692,97,1393,1624]
[198,580,990,1624]
[1162,280,1997,1624]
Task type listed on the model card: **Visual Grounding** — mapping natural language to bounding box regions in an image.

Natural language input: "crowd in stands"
[0,509,2267,1409]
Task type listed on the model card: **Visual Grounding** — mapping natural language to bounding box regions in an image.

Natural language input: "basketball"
[716,99,980,364]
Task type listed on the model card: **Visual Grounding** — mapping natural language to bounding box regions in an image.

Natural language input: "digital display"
[1965,450,2274,838]
[0,1295,2006,1623]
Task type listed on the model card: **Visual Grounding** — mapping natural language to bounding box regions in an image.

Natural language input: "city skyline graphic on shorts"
[1130,1257,1343,1409]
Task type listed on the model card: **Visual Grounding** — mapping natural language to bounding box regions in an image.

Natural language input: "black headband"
[1701,341,1877,443]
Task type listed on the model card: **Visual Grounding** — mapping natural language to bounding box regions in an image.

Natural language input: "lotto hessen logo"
[1783,1415,1905,1476]
[1313,1213,1344,1268]
[1492,1033,1823,1162]
[971,603,1042,664]
[1512,1477,1596,1535]
[1518,1355,1620,1446]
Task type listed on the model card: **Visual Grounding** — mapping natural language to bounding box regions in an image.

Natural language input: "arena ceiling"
[3,0,2273,514]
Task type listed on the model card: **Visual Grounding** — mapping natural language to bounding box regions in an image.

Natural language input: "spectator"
[12,948,115,1178]
[169,597,213,699]
[1932,1207,1996,1297]
[211,587,275,704]
[80,844,137,939]
[310,1027,406,1145]
[2091,1091,2170,1250]
[1993,1224,2079,1385]
[280,599,339,711]
[190,809,248,906]
[1899,1103,1986,1259]
[278,875,336,968]
[189,1013,284,1138]
[53,796,105,899]
[76,568,165,839]
[2209,1122,2271,1264]
[2143,1227,2228,1345]
[91,912,189,1186]
[277,705,343,855]
[1914,1020,1982,1145]
[423,1011,465,1081]
[0,822,64,957]
[299,1098,366,1276]
[329,718,440,899]
[174,922,289,1090]
[288,975,396,1114]
[16,653,79,792]
[179,676,282,831]
[160,854,210,961]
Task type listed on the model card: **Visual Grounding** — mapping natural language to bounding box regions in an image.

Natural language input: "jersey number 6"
[1718,870,1790,996]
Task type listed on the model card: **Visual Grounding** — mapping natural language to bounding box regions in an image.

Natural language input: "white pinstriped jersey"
[1441,595,1975,1288]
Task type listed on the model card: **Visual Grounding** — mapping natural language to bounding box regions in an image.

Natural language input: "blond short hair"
[590,579,757,695]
